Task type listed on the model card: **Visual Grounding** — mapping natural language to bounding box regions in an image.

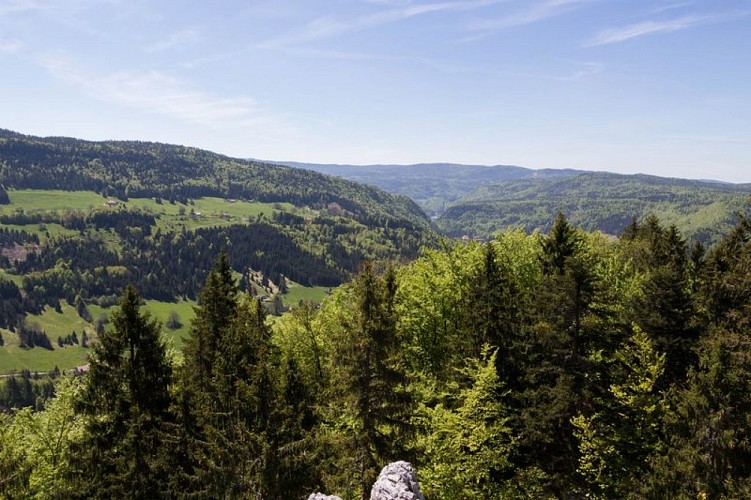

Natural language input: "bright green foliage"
[420,348,514,499]
[573,326,666,496]
[0,377,84,498]
[73,284,174,498]
[0,413,31,497]
[273,299,327,392]
[395,242,480,381]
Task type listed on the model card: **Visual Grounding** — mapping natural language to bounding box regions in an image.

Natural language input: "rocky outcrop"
[308,494,342,500]
[308,461,424,500]
[370,461,424,500]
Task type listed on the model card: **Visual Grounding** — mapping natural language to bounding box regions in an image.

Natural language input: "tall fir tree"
[644,328,751,498]
[620,217,700,389]
[464,242,519,380]
[513,212,596,494]
[73,284,173,499]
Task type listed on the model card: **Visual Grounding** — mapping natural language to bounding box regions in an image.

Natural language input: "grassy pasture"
[1,189,296,234]
[282,283,331,307]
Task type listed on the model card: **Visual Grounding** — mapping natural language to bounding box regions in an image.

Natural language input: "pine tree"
[515,212,596,494]
[181,251,238,393]
[464,243,518,370]
[73,284,174,498]
[275,356,319,497]
[628,219,699,388]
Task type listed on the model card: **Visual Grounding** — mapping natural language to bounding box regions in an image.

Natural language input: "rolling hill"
[439,172,751,243]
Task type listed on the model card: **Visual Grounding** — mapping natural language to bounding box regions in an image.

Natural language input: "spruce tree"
[174,251,239,494]
[203,296,278,497]
[180,250,238,396]
[464,242,518,367]
[329,263,411,499]
[628,218,699,388]
[515,212,596,494]
[73,284,173,498]
[645,328,751,498]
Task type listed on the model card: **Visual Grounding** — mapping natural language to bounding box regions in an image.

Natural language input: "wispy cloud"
[37,54,287,130]
[588,10,749,46]
[552,61,603,81]
[0,39,23,53]
[0,0,41,16]
[145,27,203,53]
[0,0,122,18]
[259,0,498,49]
[648,2,695,15]
[463,0,590,41]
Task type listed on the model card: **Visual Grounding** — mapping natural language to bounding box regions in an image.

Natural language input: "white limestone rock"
[370,461,425,500]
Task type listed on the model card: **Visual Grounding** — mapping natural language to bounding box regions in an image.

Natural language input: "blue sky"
[1,0,750,182]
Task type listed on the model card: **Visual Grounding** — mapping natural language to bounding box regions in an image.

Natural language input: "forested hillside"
[440,172,751,244]
[0,130,429,229]
[2,212,751,498]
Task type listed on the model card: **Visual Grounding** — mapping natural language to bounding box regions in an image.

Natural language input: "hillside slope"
[0,129,437,301]
[440,172,751,243]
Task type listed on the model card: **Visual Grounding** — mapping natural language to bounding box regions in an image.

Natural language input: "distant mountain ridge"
[271,161,586,214]
[272,160,750,244]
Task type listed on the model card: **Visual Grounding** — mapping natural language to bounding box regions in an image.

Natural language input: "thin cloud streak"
[259,0,499,49]
[0,39,23,53]
[588,10,749,46]
[552,61,603,81]
[145,28,203,53]
[461,0,591,42]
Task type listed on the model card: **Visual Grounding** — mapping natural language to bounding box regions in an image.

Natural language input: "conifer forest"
[3,210,751,499]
